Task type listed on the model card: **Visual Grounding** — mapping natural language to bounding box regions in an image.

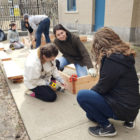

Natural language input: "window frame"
[8,0,13,3]
[67,0,76,11]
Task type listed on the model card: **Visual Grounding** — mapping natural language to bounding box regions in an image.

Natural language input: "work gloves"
[88,68,97,77]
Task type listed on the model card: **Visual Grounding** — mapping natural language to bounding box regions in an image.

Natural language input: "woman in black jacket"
[77,27,140,137]
[53,24,96,77]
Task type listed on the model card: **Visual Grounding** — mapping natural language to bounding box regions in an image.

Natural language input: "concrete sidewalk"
[1,43,140,140]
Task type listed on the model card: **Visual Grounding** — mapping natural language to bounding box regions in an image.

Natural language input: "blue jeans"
[77,89,117,127]
[57,56,88,77]
[36,18,50,48]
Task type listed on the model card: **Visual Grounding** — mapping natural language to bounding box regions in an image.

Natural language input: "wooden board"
[75,75,98,93]
[80,36,87,42]
[59,71,73,92]
[50,34,55,42]
[0,43,4,51]
[0,45,4,51]
[22,34,55,49]
[0,51,11,61]
[2,60,23,81]
[0,47,4,51]
[65,64,75,70]
[22,37,31,48]
[59,71,98,94]
[22,35,46,49]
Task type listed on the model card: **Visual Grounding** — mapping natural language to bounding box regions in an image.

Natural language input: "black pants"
[31,85,57,102]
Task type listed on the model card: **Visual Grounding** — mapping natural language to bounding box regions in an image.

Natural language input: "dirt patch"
[0,68,29,140]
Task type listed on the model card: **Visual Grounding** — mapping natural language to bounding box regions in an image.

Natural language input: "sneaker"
[123,121,135,129]
[25,90,35,97]
[88,124,117,137]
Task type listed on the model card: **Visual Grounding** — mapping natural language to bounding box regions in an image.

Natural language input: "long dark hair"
[92,27,136,68]
[38,43,58,64]
[53,24,71,38]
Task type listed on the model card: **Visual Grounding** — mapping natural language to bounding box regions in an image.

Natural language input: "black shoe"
[123,121,135,129]
[55,59,60,70]
[88,124,117,137]
[55,59,64,71]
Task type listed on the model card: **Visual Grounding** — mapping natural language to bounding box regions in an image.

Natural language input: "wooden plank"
[59,71,99,94]
[0,43,4,51]
[0,48,4,51]
[22,37,31,48]
[59,71,73,93]
[50,34,55,42]
[0,51,12,61]
[80,36,87,42]
[2,60,23,80]
[22,34,55,49]
[0,46,4,51]
[65,64,75,70]
[75,75,99,93]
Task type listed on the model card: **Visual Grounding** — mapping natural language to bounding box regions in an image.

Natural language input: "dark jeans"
[36,18,51,48]
[77,89,117,127]
[31,85,57,102]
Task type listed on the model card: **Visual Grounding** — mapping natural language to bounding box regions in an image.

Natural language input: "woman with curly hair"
[77,27,140,137]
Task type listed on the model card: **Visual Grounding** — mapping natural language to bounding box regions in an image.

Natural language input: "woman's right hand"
[61,83,67,90]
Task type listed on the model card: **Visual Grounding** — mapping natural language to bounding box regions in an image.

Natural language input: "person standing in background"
[23,14,51,48]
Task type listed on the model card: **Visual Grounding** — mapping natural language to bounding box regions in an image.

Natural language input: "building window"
[9,8,14,16]
[8,0,13,3]
[67,0,76,11]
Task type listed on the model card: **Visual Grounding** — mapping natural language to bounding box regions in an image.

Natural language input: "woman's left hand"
[88,68,97,77]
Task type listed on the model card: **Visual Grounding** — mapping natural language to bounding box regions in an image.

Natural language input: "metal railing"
[0,0,58,31]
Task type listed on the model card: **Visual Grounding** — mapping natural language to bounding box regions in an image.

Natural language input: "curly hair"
[91,27,136,69]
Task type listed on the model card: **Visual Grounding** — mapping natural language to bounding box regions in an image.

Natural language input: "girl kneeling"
[24,43,64,102]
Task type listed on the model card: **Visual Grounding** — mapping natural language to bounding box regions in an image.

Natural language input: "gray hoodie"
[7,29,19,43]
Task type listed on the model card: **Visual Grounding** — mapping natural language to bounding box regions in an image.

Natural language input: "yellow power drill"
[49,81,65,92]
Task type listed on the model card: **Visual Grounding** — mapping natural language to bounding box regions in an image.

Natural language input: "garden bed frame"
[59,71,98,94]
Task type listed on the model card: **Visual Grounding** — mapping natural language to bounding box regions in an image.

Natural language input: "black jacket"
[54,33,93,69]
[92,53,140,121]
